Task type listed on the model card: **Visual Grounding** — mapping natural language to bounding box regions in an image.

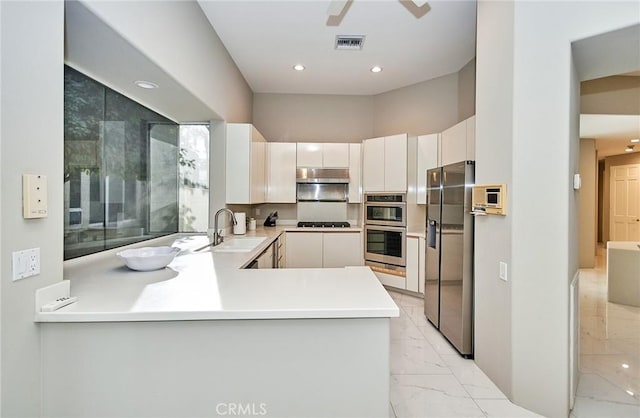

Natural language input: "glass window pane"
[64,66,179,260]
[179,125,210,232]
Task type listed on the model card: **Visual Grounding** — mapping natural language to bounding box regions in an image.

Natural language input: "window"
[64,66,208,260]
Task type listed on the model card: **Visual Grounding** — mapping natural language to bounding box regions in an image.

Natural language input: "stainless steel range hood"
[296,168,349,184]
[296,168,349,202]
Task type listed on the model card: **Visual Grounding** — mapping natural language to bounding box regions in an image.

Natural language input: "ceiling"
[198,0,477,95]
[580,114,640,158]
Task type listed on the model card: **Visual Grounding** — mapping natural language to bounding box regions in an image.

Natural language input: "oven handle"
[364,224,407,233]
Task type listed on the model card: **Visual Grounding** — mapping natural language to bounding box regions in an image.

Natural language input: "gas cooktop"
[297,221,351,228]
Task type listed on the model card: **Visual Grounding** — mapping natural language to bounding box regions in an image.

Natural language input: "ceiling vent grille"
[335,35,365,50]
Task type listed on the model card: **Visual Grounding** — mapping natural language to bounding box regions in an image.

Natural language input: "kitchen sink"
[211,237,267,253]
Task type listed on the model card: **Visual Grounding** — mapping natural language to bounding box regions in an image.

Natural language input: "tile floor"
[387,290,540,418]
[573,246,640,417]
[386,244,640,418]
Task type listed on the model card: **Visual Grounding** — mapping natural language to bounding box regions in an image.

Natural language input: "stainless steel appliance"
[364,225,406,267]
[424,161,475,357]
[297,221,351,228]
[296,168,349,202]
[364,193,407,272]
[364,193,406,227]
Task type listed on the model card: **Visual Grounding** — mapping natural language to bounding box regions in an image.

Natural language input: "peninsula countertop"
[36,228,398,323]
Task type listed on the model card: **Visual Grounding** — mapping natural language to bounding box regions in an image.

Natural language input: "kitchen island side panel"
[41,318,390,418]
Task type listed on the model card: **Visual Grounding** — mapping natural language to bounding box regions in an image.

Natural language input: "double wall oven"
[364,193,407,276]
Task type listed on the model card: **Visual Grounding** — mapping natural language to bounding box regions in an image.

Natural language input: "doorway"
[609,163,640,241]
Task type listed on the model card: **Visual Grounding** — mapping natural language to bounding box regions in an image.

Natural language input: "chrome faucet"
[195,208,237,251]
[213,208,237,246]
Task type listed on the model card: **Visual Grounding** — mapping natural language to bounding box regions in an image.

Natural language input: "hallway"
[573,245,640,417]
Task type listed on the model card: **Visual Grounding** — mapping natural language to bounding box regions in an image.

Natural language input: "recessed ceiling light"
[293,64,305,71]
[134,80,158,89]
[626,390,635,397]
[625,147,634,152]
[631,138,640,143]
[622,363,630,369]
[370,66,383,73]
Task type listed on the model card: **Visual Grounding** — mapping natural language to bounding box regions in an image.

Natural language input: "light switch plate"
[23,174,48,218]
[12,248,41,281]
[499,261,508,281]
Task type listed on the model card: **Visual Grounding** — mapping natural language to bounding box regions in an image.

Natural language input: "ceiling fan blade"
[399,0,431,19]
[326,0,353,26]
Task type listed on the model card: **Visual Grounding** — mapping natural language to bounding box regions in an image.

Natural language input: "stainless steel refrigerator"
[424,161,475,357]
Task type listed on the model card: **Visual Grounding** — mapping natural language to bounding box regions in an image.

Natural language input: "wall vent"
[335,35,365,50]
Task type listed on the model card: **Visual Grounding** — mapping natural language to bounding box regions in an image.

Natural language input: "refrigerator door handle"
[427,220,437,249]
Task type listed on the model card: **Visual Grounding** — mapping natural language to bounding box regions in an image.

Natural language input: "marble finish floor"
[387,290,541,418]
[574,246,640,417]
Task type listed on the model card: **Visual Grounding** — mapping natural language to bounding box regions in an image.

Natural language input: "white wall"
[253,94,374,142]
[475,2,640,417]
[0,1,64,415]
[474,0,514,398]
[253,67,471,142]
[80,0,253,123]
[579,139,597,268]
[373,72,460,137]
[581,75,640,114]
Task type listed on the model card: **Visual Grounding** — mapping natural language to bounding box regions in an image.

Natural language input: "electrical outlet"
[12,248,40,281]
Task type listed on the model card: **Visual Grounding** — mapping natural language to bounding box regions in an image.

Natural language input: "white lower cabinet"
[257,243,274,269]
[405,236,425,294]
[323,232,363,268]
[285,232,363,268]
[285,232,323,268]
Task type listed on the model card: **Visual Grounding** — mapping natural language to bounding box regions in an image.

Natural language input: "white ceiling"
[198,0,477,95]
[580,114,640,158]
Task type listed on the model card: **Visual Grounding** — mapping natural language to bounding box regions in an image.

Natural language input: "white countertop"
[37,228,397,323]
[607,241,640,251]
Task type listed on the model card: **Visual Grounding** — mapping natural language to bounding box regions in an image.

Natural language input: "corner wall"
[475,2,640,416]
[0,2,64,415]
[372,72,460,137]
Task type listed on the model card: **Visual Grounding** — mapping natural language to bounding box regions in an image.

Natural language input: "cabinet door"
[362,137,385,192]
[285,232,323,268]
[257,244,274,269]
[267,143,296,203]
[406,236,419,293]
[297,143,323,167]
[384,134,407,192]
[323,143,349,167]
[441,120,467,166]
[417,134,439,205]
[323,232,362,268]
[250,140,266,204]
[225,124,251,204]
[348,143,362,203]
[466,115,475,161]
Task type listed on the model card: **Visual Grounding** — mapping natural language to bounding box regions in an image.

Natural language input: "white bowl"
[116,246,180,271]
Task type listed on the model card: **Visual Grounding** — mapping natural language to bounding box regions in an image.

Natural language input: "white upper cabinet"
[226,123,266,205]
[322,143,349,167]
[441,115,475,166]
[363,134,407,193]
[362,137,385,192]
[296,143,323,167]
[416,133,440,205]
[384,134,407,192]
[296,143,349,168]
[266,143,296,203]
[348,143,362,203]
